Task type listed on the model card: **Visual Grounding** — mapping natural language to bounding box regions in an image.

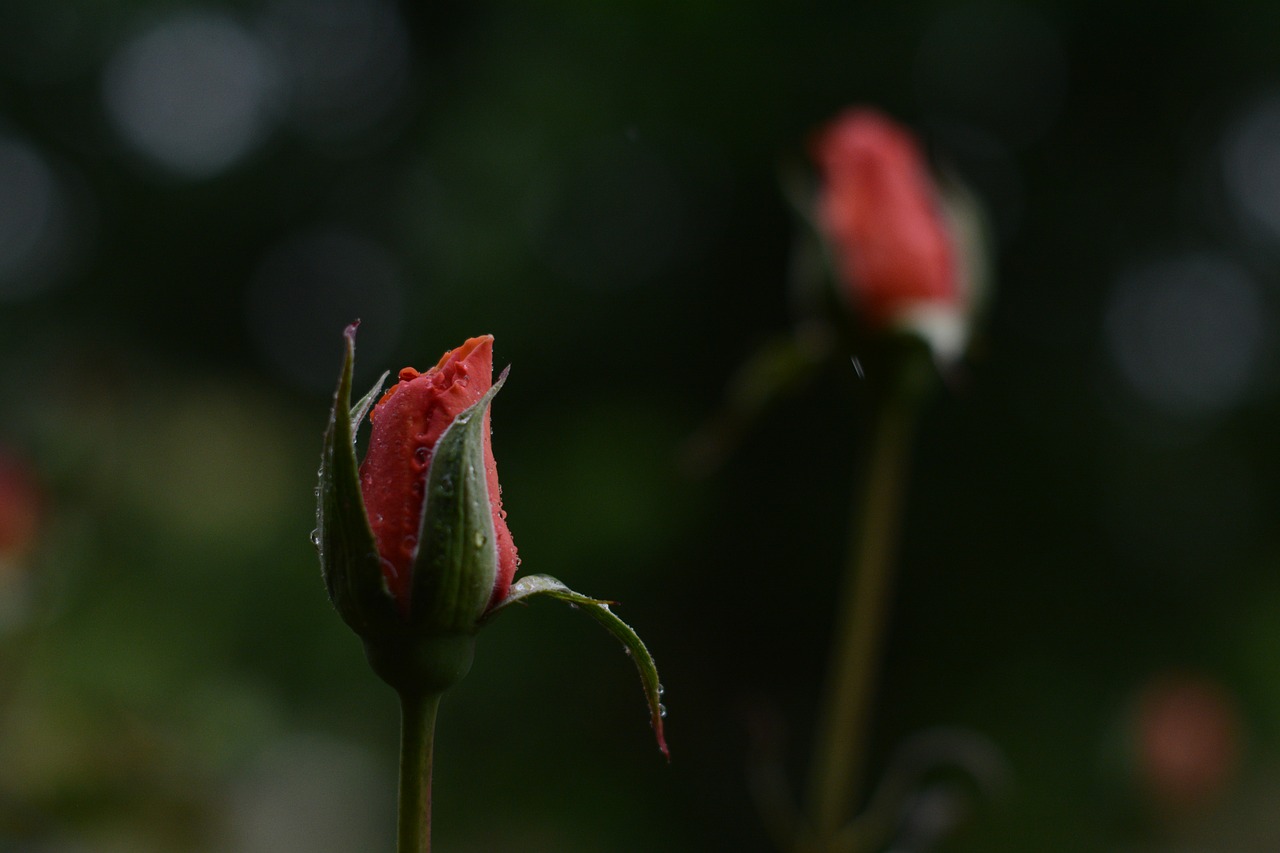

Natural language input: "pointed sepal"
[350,368,389,435]
[317,323,398,639]
[409,369,509,635]
[488,574,669,759]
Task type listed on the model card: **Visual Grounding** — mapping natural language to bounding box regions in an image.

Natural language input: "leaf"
[317,324,397,638]
[489,574,669,759]
[409,369,508,634]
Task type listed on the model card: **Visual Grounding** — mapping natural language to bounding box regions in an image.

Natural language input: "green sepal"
[487,574,669,759]
[350,368,389,435]
[317,324,398,639]
[364,633,477,698]
[408,368,508,635]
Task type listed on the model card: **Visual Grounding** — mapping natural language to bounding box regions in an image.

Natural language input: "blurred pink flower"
[810,108,959,330]
[0,448,41,564]
[1133,671,1240,814]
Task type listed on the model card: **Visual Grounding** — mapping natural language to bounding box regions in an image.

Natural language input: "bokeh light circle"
[102,11,280,178]
[0,136,76,299]
[1106,253,1266,418]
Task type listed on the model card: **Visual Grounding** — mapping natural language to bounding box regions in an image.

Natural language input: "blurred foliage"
[1,0,1280,851]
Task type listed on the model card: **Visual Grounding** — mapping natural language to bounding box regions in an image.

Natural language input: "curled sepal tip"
[487,573,669,760]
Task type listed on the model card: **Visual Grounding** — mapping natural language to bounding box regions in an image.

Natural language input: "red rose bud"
[317,325,515,692]
[811,109,969,361]
[359,336,518,615]
[319,326,667,754]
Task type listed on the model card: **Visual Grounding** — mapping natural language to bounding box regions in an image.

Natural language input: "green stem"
[398,692,442,853]
[801,385,919,851]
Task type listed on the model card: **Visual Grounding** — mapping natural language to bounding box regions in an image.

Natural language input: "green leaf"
[409,369,508,634]
[488,574,669,759]
[317,324,397,638]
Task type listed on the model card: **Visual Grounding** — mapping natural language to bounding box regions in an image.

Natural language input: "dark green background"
[0,1,1276,850]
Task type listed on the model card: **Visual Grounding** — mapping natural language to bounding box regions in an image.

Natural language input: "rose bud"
[317,325,667,755]
[359,335,518,617]
[317,325,515,692]
[810,108,979,365]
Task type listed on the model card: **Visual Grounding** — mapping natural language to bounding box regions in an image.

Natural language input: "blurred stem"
[398,692,441,853]
[801,379,920,852]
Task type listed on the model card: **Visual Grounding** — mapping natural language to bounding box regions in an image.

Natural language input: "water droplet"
[414,446,429,467]
[657,683,665,697]
[309,528,320,546]
[658,703,667,719]
[473,531,486,548]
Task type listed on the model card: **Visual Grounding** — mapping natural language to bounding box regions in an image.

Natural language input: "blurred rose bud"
[810,108,977,363]
[316,326,516,692]
[0,447,43,632]
[1132,672,1240,814]
[0,448,41,564]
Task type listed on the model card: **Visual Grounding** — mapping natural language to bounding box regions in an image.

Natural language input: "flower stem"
[398,691,442,853]
[801,382,919,851]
